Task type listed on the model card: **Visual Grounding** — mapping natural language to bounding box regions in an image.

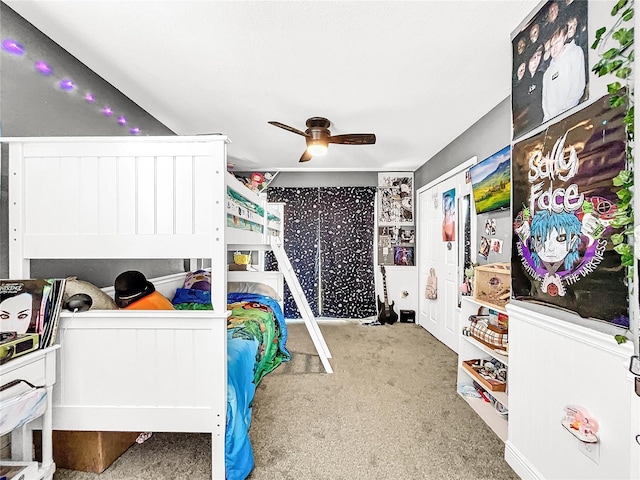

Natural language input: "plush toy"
[183,269,211,290]
[250,172,264,190]
[63,276,118,311]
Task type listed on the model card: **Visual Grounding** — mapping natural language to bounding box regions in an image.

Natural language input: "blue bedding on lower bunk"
[226,334,260,479]
[174,290,288,480]
[225,292,289,480]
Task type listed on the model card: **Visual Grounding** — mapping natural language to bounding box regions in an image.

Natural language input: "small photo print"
[479,237,491,260]
[379,234,391,249]
[394,246,414,266]
[491,238,504,254]
[484,218,497,236]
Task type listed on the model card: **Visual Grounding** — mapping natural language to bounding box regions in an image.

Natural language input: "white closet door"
[418,168,469,353]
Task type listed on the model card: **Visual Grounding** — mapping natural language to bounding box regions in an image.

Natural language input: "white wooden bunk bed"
[4,135,331,480]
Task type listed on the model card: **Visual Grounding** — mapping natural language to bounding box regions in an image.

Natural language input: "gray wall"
[414,97,512,190]
[414,97,513,265]
[1,3,179,287]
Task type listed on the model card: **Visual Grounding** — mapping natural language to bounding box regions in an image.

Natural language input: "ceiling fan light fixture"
[307,139,328,156]
[269,117,375,162]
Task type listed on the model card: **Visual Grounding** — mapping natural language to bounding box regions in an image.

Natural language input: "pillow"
[63,277,118,310]
[227,282,281,301]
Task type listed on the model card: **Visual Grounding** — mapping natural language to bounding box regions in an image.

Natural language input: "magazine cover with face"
[0,279,51,335]
[511,93,628,326]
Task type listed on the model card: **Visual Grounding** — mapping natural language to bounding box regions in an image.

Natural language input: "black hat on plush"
[114,270,155,308]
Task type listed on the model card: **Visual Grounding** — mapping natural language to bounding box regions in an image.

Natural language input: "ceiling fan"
[268,117,376,162]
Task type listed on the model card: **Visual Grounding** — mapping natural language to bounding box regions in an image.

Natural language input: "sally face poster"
[511,94,628,326]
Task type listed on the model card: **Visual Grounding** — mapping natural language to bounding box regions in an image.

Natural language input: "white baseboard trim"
[505,441,544,480]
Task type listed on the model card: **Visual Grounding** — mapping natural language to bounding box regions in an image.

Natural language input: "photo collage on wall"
[378,173,414,266]
[478,220,504,261]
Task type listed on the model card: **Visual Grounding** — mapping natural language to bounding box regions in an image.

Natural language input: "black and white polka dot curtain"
[267,187,376,319]
[267,187,321,317]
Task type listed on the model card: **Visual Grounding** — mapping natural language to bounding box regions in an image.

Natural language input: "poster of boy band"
[511,95,628,326]
[512,0,589,139]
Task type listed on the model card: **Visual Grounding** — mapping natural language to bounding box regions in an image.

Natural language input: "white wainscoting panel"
[506,302,637,479]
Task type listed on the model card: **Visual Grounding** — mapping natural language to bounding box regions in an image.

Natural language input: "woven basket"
[469,315,508,349]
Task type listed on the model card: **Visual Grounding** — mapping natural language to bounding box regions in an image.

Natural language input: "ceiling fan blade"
[268,121,310,137]
[328,133,376,145]
[299,150,313,162]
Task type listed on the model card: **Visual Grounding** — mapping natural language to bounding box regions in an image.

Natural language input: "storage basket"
[461,359,507,392]
[469,315,508,350]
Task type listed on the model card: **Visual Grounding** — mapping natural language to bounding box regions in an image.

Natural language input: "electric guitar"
[377,265,398,325]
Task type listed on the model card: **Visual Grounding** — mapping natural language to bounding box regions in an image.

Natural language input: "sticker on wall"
[442,188,456,242]
[511,94,628,326]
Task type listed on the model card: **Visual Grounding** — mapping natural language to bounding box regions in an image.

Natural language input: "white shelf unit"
[0,345,60,480]
[457,296,509,442]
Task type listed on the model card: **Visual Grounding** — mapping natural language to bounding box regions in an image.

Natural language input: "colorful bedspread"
[173,290,289,480]
[226,292,289,480]
[227,293,290,384]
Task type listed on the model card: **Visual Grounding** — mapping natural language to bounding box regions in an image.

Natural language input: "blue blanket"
[225,293,289,480]
[225,334,260,479]
[172,290,289,479]
[225,293,290,480]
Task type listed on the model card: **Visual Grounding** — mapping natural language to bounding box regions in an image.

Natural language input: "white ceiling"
[6,0,539,172]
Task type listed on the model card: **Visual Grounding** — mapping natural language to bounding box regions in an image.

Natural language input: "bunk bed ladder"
[270,237,333,374]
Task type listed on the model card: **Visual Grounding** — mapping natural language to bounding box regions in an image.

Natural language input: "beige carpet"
[53,320,518,480]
